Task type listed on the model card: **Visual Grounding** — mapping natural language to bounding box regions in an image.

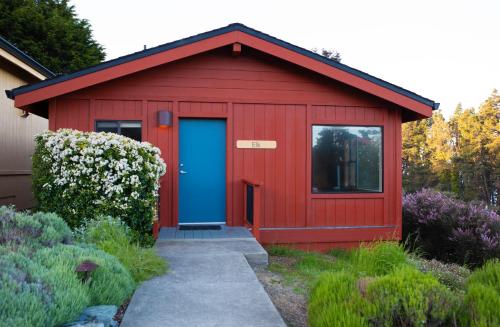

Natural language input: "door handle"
[179,170,188,174]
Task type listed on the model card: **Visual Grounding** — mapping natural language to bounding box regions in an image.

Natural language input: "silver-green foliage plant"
[0,207,135,326]
[0,206,72,247]
[35,244,135,305]
[0,251,88,327]
[32,129,166,242]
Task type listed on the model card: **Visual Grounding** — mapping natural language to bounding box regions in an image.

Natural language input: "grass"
[75,216,168,283]
[97,239,168,283]
[267,245,339,292]
[266,241,410,293]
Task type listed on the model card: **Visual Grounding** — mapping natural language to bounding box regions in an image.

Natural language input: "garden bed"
[256,244,499,327]
[254,257,308,327]
[0,207,167,327]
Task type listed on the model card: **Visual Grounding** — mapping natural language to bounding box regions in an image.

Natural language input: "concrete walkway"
[121,234,286,327]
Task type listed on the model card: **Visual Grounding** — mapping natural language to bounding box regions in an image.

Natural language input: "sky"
[71,0,499,118]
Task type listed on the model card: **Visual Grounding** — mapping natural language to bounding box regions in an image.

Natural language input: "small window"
[95,121,142,141]
[312,125,382,193]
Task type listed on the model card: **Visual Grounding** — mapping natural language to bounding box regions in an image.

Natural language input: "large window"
[312,125,382,193]
[95,121,142,141]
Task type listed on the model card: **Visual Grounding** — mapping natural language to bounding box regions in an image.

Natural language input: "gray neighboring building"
[0,36,54,209]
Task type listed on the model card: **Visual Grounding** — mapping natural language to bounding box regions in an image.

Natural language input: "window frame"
[311,124,384,194]
[94,120,143,141]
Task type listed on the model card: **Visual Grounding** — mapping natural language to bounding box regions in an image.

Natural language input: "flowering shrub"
[403,189,500,267]
[32,129,166,241]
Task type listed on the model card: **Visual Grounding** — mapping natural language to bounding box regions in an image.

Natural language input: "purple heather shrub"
[403,189,500,268]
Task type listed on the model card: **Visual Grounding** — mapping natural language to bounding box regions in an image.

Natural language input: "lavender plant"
[403,189,500,267]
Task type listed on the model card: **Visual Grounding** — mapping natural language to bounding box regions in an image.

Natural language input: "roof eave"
[8,23,437,115]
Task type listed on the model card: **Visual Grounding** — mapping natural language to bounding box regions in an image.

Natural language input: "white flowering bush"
[32,129,166,242]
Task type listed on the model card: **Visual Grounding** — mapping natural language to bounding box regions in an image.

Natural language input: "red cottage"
[7,24,437,249]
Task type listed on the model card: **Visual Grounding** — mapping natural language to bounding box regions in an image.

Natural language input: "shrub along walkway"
[121,228,286,327]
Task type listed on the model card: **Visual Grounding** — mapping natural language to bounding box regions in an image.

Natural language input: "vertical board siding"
[146,101,173,226]
[310,198,385,227]
[49,46,403,244]
[179,101,227,115]
[54,99,89,131]
[94,99,143,120]
[233,103,307,228]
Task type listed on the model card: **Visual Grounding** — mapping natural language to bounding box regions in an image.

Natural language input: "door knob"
[179,170,188,174]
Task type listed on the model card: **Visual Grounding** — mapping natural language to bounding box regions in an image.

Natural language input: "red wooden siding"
[146,101,174,226]
[47,46,403,246]
[52,99,89,131]
[233,103,307,228]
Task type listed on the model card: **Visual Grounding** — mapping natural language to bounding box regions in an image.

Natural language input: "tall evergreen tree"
[402,120,434,192]
[0,0,105,74]
[476,90,500,205]
[426,110,453,191]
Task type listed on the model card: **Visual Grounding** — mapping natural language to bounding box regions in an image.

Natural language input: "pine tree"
[426,110,453,191]
[402,120,434,192]
[476,90,500,205]
[403,92,499,207]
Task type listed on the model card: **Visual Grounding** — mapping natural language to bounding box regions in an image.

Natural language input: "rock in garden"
[64,305,118,327]
[80,305,118,327]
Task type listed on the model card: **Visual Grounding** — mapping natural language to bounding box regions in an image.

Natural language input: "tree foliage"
[0,0,105,74]
[313,47,341,62]
[402,90,500,207]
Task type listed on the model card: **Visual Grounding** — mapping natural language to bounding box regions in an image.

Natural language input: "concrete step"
[156,238,269,267]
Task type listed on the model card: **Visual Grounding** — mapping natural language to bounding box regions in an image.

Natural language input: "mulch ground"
[114,298,131,325]
[254,256,308,327]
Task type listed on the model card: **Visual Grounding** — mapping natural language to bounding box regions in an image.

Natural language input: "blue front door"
[179,119,226,224]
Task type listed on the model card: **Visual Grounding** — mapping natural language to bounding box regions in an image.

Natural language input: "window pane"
[95,120,142,142]
[95,121,118,134]
[120,122,141,128]
[120,125,142,141]
[312,125,382,193]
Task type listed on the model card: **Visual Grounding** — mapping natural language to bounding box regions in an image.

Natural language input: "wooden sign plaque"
[236,140,277,149]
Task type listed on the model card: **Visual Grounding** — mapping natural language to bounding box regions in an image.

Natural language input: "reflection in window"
[312,125,382,193]
[95,121,142,141]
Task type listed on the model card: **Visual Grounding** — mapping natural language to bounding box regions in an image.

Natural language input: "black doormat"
[179,225,222,231]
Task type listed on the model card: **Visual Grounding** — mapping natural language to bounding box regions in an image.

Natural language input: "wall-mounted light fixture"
[158,110,173,128]
[15,108,29,118]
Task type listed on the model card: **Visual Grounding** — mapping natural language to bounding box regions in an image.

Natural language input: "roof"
[0,35,55,78]
[6,23,438,116]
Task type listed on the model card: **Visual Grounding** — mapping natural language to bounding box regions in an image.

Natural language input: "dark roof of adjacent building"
[0,35,55,78]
